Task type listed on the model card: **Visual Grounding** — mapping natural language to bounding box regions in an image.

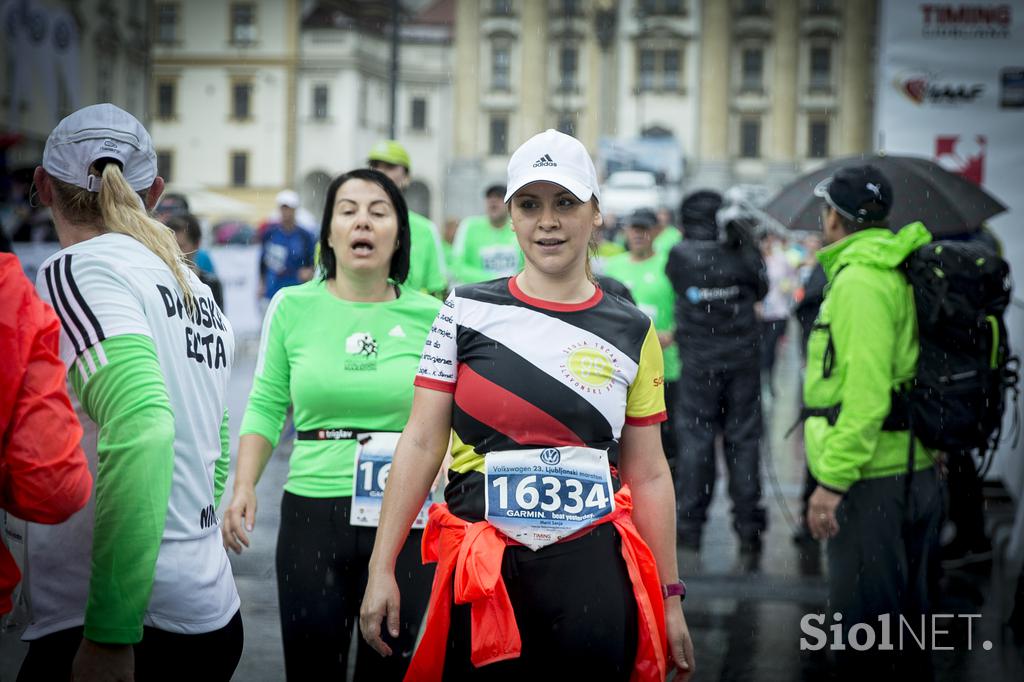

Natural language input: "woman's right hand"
[360,569,401,657]
[222,485,257,554]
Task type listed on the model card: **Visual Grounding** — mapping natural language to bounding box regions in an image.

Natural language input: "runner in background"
[367,140,447,296]
[450,184,522,284]
[19,103,241,681]
[259,190,316,308]
[1,253,91,618]
[652,206,683,256]
[222,169,438,681]
[604,208,680,464]
[360,129,694,681]
[168,213,224,311]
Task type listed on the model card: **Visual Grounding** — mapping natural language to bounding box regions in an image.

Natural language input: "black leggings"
[442,524,638,681]
[276,491,433,681]
[17,609,243,681]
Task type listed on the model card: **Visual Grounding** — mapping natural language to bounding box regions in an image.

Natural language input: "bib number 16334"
[490,475,610,515]
[484,446,615,550]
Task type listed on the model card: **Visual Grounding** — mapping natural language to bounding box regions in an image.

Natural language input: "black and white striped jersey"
[415,276,666,521]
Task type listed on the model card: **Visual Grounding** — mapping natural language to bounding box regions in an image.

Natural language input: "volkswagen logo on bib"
[540,448,561,465]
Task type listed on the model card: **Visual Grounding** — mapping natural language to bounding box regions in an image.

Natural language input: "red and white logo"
[896,71,984,105]
[935,135,986,185]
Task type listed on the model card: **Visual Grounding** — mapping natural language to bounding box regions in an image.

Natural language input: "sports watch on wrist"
[661,580,686,600]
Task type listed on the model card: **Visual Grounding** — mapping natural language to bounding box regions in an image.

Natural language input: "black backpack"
[902,240,1019,462]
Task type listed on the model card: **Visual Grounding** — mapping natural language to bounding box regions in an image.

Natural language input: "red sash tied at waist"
[404,486,668,682]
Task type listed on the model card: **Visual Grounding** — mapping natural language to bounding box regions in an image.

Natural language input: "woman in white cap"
[360,129,695,681]
[17,103,241,681]
[221,168,439,680]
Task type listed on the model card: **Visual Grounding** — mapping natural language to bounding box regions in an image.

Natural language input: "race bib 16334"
[484,446,614,550]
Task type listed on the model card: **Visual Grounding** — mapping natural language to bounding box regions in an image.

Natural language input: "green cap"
[367,139,411,172]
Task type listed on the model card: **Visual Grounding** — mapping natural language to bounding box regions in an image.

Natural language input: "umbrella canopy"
[764,154,1006,237]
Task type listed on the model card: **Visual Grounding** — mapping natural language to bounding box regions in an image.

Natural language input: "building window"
[808,118,829,158]
[492,45,511,91]
[554,0,581,15]
[808,0,833,13]
[156,80,176,119]
[491,0,514,16]
[489,116,508,156]
[156,150,174,183]
[231,81,253,120]
[638,0,686,14]
[230,151,248,186]
[638,49,656,91]
[559,47,578,92]
[556,112,577,136]
[663,49,680,91]
[739,0,768,15]
[411,97,427,131]
[313,85,329,120]
[230,3,257,45]
[741,47,764,92]
[155,3,178,44]
[809,46,832,92]
[637,48,683,93]
[740,118,761,158]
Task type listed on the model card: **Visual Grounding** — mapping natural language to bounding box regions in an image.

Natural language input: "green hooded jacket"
[803,223,934,493]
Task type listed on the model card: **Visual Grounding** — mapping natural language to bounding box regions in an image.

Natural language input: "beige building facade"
[448,0,876,216]
[149,0,452,223]
[149,0,301,220]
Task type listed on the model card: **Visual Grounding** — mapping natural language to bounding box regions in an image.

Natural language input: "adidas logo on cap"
[532,154,557,168]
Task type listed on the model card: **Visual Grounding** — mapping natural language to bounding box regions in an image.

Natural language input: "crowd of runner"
[0,102,1008,682]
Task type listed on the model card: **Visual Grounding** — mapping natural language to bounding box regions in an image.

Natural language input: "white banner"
[209,245,263,341]
[875,1,1024,507]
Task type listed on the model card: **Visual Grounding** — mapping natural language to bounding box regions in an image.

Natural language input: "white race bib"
[484,446,615,550]
[350,432,431,529]
[479,245,520,276]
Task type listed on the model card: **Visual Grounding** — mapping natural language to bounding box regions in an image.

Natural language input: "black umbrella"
[764,153,1006,237]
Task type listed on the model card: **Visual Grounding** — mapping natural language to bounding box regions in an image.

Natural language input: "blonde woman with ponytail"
[19,104,242,682]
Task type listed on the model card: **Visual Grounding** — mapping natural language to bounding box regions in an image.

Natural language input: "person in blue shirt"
[260,190,316,303]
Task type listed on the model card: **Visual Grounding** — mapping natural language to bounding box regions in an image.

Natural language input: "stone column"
[768,0,799,188]
[447,0,484,220]
[519,0,549,141]
[837,0,874,155]
[453,0,480,158]
[581,12,602,150]
[694,0,732,189]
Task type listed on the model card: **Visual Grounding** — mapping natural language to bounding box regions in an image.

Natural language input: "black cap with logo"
[626,208,658,229]
[814,164,893,224]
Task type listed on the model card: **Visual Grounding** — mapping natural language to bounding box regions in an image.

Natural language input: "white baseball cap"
[42,103,157,193]
[276,189,300,208]
[504,129,601,204]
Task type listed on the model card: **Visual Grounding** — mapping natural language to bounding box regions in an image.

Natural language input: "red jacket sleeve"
[0,254,92,523]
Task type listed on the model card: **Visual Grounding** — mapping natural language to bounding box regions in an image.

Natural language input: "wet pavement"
[3,325,1023,681]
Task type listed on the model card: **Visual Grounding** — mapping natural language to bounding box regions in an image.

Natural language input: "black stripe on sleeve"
[64,254,106,343]
[52,255,95,355]
[45,258,83,356]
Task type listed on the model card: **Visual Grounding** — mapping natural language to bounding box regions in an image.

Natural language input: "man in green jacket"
[368,140,448,296]
[804,165,940,677]
[450,184,522,284]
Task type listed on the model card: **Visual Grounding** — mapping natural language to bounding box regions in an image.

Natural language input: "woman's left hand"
[666,600,695,680]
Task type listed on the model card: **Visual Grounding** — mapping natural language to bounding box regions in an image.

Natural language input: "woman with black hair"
[221,169,439,680]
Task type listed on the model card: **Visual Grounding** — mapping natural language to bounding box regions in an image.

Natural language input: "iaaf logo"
[896,71,984,105]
